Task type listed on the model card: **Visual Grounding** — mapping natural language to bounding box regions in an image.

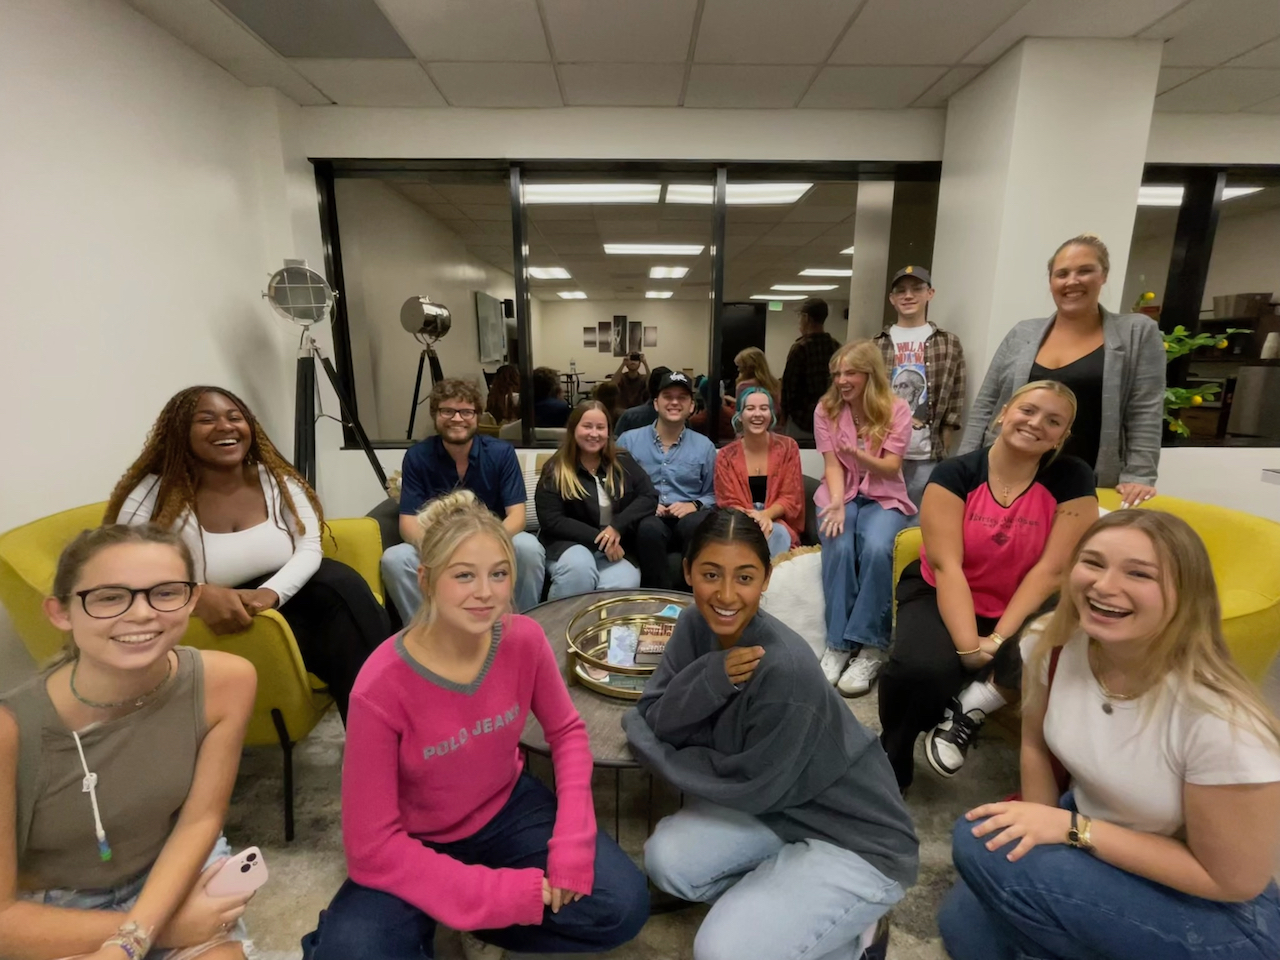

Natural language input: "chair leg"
[270,709,296,843]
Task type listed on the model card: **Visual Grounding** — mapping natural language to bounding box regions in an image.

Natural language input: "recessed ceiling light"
[1137,185,1263,206]
[529,266,571,280]
[646,291,674,299]
[605,243,704,256]
[526,183,661,204]
[557,291,588,299]
[666,183,814,205]
[772,284,838,291]
[649,266,690,279]
[840,246,855,255]
[750,294,806,301]
[800,268,853,277]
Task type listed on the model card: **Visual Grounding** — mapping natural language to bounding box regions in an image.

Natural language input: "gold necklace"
[70,653,173,710]
[1088,640,1140,714]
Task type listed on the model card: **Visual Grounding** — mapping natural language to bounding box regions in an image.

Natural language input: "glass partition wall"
[318,161,941,450]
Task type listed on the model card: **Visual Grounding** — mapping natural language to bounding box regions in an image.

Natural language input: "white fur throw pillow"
[760,545,825,659]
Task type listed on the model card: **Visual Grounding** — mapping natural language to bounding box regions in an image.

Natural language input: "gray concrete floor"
[4,607,1279,960]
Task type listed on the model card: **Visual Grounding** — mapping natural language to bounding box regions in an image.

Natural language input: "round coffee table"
[520,589,688,836]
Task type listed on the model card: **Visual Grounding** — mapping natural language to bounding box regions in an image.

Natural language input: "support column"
[846,180,893,340]
[930,38,1163,381]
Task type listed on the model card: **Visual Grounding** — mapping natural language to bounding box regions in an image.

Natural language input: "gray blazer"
[958,308,1165,487]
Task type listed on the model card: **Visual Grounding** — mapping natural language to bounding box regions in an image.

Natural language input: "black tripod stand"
[405,337,445,440]
[293,331,387,491]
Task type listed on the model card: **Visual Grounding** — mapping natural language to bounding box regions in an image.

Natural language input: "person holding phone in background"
[611,353,651,410]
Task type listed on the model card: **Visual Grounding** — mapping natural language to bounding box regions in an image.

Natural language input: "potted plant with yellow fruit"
[1161,320,1244,437]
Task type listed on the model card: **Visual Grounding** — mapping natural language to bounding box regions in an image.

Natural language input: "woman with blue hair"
[714,387,805,557]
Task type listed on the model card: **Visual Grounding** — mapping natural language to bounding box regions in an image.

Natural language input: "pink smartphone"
[206,846,269,897]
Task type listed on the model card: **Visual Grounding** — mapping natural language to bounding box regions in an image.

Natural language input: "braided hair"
[104,386,325,549]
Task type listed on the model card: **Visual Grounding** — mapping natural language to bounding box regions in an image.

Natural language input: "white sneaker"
[837,649,887,697]
[461,932,505,960]
[819,648,852,685]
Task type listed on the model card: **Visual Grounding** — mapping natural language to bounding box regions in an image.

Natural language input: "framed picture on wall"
[597,321,611,353]
[611,315,627,357]
[643,326,658,347]
[583,325,597,348]
[474,291,506,364]
[627,321,642,354]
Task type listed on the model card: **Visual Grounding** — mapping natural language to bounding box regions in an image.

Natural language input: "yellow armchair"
[890,492,1280,682]
[0,503,385,840]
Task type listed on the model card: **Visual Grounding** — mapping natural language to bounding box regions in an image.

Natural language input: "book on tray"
[634,621,675,665]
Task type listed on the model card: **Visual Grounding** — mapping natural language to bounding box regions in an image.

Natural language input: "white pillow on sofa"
[759,546,825,659]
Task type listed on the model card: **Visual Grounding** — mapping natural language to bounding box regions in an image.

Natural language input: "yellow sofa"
[0,502,385,840]
[892,491,1280,682]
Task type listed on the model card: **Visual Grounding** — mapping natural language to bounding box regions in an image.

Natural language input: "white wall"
[534,300,711,383]
[334,179,516,440]
[1161,448,1280,523]
[0,0,312,532]
[1147,114,1280,165]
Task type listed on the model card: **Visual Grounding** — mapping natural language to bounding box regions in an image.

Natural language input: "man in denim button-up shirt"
[617,371,717,589]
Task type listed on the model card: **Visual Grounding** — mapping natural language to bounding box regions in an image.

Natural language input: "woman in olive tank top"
[0,525,256,960]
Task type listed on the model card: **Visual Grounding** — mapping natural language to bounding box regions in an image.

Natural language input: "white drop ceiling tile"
[543,0,698,62]
[456,203,512,221]
[596,220,661,236]
[289,59,445,106]
[436,184,510,204]
[428,62,562,106]
[965,0,1185,64]
[535,220,601,236]
[912,65,983,107]
[1158,0,1280,67]
[527,205,597,221]
[1243,93,1280,113]
[1157,67,1206,95]
[376,0,550,61]
[594,204,672,220]
[559,63,685,106]
[391,183,445,203]
[1154,67,1280,111]
[1230,37,1280,68]
[684,65,815,108]
[800,66,948,108]
[661,203,718,220]
[218,0,413,58]
[125,0,274,60]
[806,183,861,204]
[217,58,331,104]
[783,205,856,223]
[695,0,864,65]
[831,0,1028,65]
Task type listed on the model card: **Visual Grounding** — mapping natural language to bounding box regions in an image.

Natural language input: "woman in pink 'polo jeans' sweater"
[301,491,648,960]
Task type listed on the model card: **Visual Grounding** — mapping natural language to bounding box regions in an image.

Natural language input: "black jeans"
[241,558,389,723]
[633,511,711,589]
[877,561,1028,790]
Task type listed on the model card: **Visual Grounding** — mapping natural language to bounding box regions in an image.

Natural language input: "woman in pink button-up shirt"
[813,340,915,699]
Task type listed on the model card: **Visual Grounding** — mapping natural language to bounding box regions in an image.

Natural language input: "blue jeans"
[753,502,794,558]
[301,774,648,960]
[818,496,910,651]
[548,544,641,600]
[900,459,936,524]
[940,808,1280,960]
[23,836,249,958]
[645,798,903,960]
[381,532,546,617]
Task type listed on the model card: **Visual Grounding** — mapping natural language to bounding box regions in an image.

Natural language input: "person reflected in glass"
[939,511,1280,960]
[813,341,915,699]
[590,381,624,432]
[614,366,669,435]
[536,402,658,600]
[610,352,650,410]
[732,347,782,405]
[486,364,521,424]
[780,297,840,442]
[960,234,1164,509]
[714,388,804,558]
[532,367,572,429]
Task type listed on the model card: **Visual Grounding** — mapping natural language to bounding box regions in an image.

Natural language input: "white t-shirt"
[1044,634,1280,837]
[596,479,613,528]
[117,467,322,606]
[888,324,931,460]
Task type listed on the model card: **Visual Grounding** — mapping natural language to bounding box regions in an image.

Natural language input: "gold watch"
[1067,810,1094,852]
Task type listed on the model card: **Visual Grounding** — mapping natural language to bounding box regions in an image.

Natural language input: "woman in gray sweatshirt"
[622,509,918,960]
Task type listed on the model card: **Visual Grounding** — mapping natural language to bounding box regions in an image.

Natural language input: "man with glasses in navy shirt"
[380,379,546,618]
[617,370,717,589]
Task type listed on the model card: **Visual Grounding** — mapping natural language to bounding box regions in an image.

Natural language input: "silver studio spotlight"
[261,259,387,491]
[401,296,452,440]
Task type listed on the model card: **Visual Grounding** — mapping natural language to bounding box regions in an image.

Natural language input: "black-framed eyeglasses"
[438,407,478,421]
[74,581,198,619]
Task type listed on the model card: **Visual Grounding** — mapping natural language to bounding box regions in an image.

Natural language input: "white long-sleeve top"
[117,467,322,606]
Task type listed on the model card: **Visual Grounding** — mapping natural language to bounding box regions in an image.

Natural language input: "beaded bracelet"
[103,920,151,959]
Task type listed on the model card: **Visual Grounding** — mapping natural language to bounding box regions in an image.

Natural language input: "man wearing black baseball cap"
[617,370,717,588]
[873,266,967,512]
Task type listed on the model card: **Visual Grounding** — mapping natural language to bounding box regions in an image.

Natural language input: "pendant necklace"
[1088,641,1139,714]
[70,654,173,710]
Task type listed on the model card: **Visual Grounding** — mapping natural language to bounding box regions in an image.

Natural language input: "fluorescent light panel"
[557,291,588,299]
[605,243,704,256]
[525,183,661,204]
[1138,185,1262,206]
[800,268,853,277]
[840,246,855,255]
[751,294,805,301]
[649,266,689,279]
[666,182,814,205]
[772,284,838,291]
[529,266,570,280]
[646,291,674,299]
